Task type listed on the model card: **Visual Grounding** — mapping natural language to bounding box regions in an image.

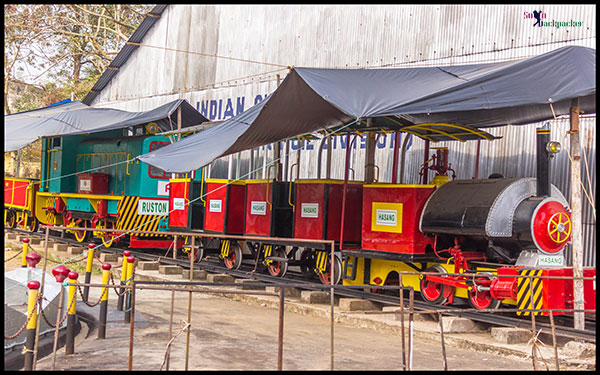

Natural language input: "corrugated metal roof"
[82,5,169,105]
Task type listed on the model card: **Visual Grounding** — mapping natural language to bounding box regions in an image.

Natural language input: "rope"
[159,320,191,371]
[527,329,550,371]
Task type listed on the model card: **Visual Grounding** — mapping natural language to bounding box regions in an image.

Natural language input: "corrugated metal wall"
[90,5,596,266]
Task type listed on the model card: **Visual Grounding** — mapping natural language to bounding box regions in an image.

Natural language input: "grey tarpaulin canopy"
[139,45,595,173]
[4,99,208,152]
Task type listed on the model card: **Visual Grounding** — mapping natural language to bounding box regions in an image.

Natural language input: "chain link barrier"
[4,248,23,262]
[4,294,41,340]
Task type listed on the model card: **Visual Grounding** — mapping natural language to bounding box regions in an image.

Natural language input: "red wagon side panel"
[361,184,436,254]
[244,181,272,236]
[204,180,245,234]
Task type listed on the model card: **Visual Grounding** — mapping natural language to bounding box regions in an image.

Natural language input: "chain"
[4,248,23,262]
[38,292,75,328]
[4,295,41,340]
[77,284,107,307]
[109,272,129,297]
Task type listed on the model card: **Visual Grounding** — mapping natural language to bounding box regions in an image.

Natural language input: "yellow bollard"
[65,271,79,355]
[124,256,135,323]
[24,280,40,371]
[21,237,30,268]
[83,243,95,302]
[98,264,112,339]
[117,250,131,311]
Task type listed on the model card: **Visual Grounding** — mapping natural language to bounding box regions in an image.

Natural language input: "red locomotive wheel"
[267,247,288,277]
[223,242,242,270]
[420,265,451,305]
[467,273,501,310]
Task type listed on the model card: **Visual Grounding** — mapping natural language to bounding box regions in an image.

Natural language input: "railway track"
[6,227,596,343]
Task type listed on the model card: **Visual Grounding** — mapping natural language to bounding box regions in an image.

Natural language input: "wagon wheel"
[26,216,39,233]
[187,242,204,263]
[467,272,501,310]
[267,247,288,277]
[68,218,90,243]
[6,210,17,228]
[299,249,317,279]
[94,221,116,248]
[223,241,243,270]
[318,255,342,285]
[419,265,452,305]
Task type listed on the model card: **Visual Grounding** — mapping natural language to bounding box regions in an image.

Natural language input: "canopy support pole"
[421,140,430,184]
[569,98,584,331]
[474,139,481,179]
[391,132,400,184]
[365,119,376,183]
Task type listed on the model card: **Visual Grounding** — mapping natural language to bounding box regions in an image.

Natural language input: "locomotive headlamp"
[546,141,561,155]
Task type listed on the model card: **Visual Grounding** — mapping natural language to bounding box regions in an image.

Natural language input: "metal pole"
[166,288,175,371]
[399,278,406,371]
[569,98,585,331]
[549,311,560,371]
[32,226,50,370]
[185,236,195,370]
[438,313,448,371]
[128,280,136,371]
[330,241,335,371]
[474,139,481,179]
[391,132,400,184]
[173,235,178,259]
[529,276,538,371]
[51,286,64,371]
[277,286,285,370]
[409,289,414,371]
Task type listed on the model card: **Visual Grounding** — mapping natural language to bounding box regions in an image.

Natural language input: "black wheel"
[300,249,317,279]
[420,265,452,305]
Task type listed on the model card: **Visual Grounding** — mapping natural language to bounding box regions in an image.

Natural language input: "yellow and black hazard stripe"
[315,251,328,274]
[220,239,231,258]
[516,269,545,316]
[116,196,168,237]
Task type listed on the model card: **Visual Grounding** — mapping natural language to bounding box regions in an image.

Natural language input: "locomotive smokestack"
[536,123,551,197]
